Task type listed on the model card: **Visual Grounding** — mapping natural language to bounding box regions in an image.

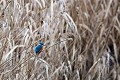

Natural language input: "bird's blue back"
[34,42,44,54]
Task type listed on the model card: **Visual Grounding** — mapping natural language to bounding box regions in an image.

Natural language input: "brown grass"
[0,0,120,80]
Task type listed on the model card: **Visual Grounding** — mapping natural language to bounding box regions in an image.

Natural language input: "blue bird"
[34,42,44,54]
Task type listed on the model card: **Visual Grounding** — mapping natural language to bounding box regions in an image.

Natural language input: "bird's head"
[39,42,44,45]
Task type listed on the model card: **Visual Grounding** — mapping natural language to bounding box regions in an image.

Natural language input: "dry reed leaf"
[51,0,53,21]
[100,25,105,39]
[1,0,6,9]
[62,12,78,33]
[114,25,120,34]
[64,74,68,80]
[63,39,68,58]
[110,35,118,65]
[22,28,29,42]
[38,58,50,67]
[79,24,93,34]
[76,70,80,80]
[50,63,64,77]
[25,3,30,14]
[84,12,89,20]
[30,17,36,27]
[42,21,50,36]
[0,42,2,48]
[88,0,95,14]
[38,0,45,9]
[68,61,72,71]
[35,0,43,9]
[48,39,54,56]
[86,58,101,77]
[104,0,113,19]
[24,34,29,45]
[83,0,88,14]
[1,45,25,63]
[45,65,50,80]
[51,66,62,77]
[72,41,76,61]
[116,15,120,28]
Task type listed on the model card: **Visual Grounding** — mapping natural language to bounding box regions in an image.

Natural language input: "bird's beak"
[43,44,46,46]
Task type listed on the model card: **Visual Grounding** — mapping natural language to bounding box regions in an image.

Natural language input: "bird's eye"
[39,42,44,45]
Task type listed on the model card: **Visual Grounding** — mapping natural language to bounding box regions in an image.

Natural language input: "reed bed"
[0,0,120,80]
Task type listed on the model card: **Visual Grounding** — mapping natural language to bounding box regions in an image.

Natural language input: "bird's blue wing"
[34,44,43,54]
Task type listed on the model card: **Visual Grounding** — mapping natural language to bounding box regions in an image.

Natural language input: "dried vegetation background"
[0,0,120,80]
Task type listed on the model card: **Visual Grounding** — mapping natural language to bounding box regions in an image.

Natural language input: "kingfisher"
[34,42,44,54]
